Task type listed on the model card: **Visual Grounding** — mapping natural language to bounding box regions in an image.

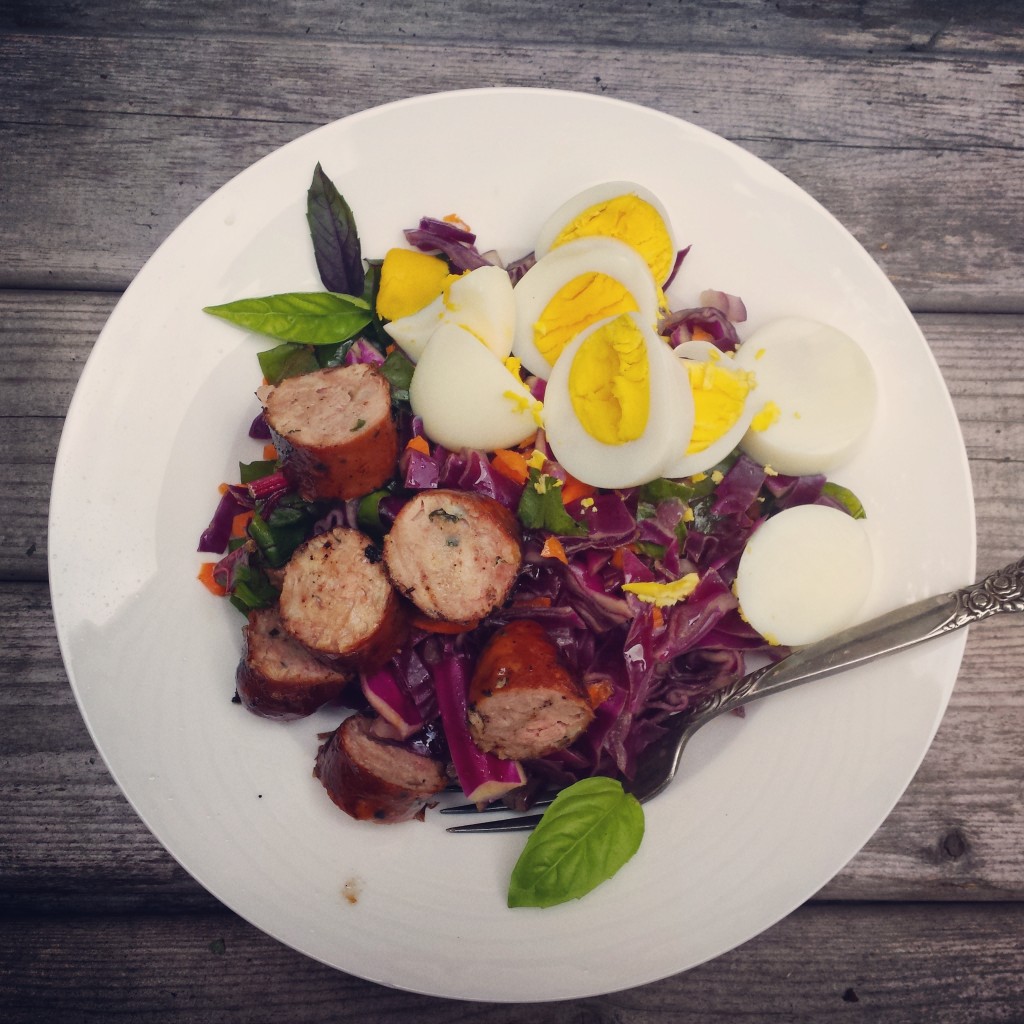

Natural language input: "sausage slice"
[467,619,594,760]
[383,490,522,624]
[314,713,447,823]
[263,363,398,501]
[235,605,352,720]
[279,526,407,670]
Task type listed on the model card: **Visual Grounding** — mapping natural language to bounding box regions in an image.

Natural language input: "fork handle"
[692,556,1024,723]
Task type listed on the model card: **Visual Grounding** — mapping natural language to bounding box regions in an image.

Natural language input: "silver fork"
[444,556,1024,833]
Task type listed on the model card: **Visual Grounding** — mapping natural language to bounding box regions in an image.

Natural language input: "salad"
[198,166,877,906]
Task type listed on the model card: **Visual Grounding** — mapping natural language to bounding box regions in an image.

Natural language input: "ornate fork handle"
[692,556,1024,726]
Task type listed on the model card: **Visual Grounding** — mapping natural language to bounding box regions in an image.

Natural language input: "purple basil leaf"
[306,162,364,296]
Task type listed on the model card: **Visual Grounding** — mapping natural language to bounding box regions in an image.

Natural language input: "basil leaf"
[306,162,364,296]
[257,342,320,385]
[379,349,415,403]
[239,459,277,484]
[203,292,372,346]
[517,468,588,537]
[822,481,867,519]
[508,777,644,908]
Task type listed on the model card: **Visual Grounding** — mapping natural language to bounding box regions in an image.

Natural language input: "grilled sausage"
[383,490,522,625]
[314,713,447,823]
[263,363,398,501]
[467,619,594,760]
[235,605,352,720]
[279,526,408,670]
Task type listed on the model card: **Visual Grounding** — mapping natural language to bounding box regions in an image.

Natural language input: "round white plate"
[50,88,975,1002]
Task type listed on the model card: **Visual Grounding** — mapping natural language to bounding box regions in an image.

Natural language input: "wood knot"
[941,827,969,860]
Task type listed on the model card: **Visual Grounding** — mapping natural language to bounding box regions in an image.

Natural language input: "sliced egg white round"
[534,181,676,286]
[736,503,873,647]
[409,323,539,451]
[733,317,877,475]
[384,264,516,363]
[662,341,758,478]
[512,236,661,381]
[543,311,694,489]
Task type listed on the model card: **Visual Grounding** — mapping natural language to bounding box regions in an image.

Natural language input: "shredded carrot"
[405,435,430,456]
[540,535,569,565]
[652,607,665,630]
[586,679,615,709]
[491,448,530,485]
[385,343,396,355]
[512,596,553,609]
[263,444,278,461]
[443,213,472,231]
[410,612,479,634]
[230,511,253,539]
[610,547,627,569]
[197,562,226,597]
[560,475,596,506]
[691,326,714,342]
[217,482,230,496]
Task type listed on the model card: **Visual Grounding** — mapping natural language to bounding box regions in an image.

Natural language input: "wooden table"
[3,2,1022,1020]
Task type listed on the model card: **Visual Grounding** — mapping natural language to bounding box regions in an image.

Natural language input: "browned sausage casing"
[467,619,595,760]
[263,363,398,501]
[383,490,522,625]
[279,526,407,671]
[235,606,353,720]
[314,713,447,823]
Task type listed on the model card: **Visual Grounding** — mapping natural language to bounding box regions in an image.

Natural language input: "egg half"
[512,236,660,380]
[734,317,877,475]
[663,341,759,478]
[384,264,516,363]
[409,323,539,451]
[543,312,694,489]
[735,503,873,647]
[534,181,676,287]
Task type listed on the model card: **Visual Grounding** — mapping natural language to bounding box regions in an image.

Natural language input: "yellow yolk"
[622,572,700,607]
[750,400,781,432]
[685,361,755,455]
[376,248,458,321]
[567,314,650,446]
[533,271,639,367]
[551,195,675,286]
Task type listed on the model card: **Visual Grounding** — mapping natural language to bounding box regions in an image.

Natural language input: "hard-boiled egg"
[662,341,758,478]
[512,237,660,380]
[735,503,873,647]
[543,312,694,489]
[534,181,676,287]
[376,248,457,322]
[733,317,877,475]
[384,264,516,363]
[409,323,539,451]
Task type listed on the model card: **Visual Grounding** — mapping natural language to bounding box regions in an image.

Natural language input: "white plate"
[49,88,975,1002]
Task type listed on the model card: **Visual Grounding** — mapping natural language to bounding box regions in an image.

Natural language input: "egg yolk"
[568,314,650,446]
[376,248,458,321]
[552,195,674,286]
[685,360,754,454]
[534,272,639,368]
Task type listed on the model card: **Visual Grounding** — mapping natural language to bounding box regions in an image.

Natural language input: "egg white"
[512,236,661,380]
[543,312,694,489]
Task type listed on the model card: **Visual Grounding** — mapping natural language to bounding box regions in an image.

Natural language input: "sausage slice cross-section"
[314,713,447,823]
[262,363,398,501]
[279,526,407,670]
[383,489,522,625]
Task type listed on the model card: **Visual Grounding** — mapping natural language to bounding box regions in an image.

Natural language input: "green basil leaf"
[517,468,588,537]
[306,162,364,296]
[379,349,416,403]
[203,291,372,346]
[822,481,867,519]
[508,777,644,908]
[257,342,320,385]
[239,459,278,484]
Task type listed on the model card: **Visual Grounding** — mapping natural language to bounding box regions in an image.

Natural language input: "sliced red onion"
[361,667,422,740]
[699,288,748,323]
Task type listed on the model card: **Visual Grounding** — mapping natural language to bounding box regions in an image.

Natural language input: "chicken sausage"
[263,363,398,501]
[383,490,522,625]
[314,713,447,823]
[279,526,407,670]
[235,605,352,720]
[467,619,594,760]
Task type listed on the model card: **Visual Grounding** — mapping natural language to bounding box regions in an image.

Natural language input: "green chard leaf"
[508,777,645,908]
[307,162,365,296]
[203,291,372,346]
[822,481,867,519]
[379,349,416,403]
[517,468,588,537]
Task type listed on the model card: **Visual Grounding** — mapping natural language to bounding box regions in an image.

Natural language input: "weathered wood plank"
[2,580,1021,911]
[3,0,1023,56]
[0,902,1022,1022]
[2,34,1022,304]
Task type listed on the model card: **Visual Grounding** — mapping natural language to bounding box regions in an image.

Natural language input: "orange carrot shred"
[513,596,553,609]
[410,612,479,634]
[230,511,253,539]
[586,679,615,709]
[560,475,596,506]
[491,448,530,485]
[691,326,714,342]
[217,482,230,496]
[263,444,278,461]
[652,607,665,630]
[405,435,430,455]
[540,535,569,565]
[610,547,627,569]
[197,562,226,597]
